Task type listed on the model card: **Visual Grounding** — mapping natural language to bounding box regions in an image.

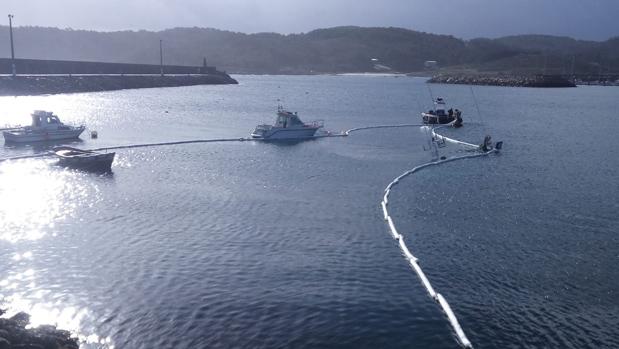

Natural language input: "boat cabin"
[30,110,65,129]
[433,97,447,116]
[275,106,305,128]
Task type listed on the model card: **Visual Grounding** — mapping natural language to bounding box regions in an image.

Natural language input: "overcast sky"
[2,0,617,40]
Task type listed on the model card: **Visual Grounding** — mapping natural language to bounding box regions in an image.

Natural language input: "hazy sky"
[2,0,618,40]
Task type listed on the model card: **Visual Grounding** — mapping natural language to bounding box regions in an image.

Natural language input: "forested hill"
[0,26,617,75]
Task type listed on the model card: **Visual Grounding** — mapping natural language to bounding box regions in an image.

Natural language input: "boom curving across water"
[379,126,499,348]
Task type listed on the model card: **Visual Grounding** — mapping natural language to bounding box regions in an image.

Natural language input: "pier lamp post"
[8,14,16,76]
[159,39,164,77]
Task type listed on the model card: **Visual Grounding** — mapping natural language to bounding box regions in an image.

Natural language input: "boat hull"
[422,113,456,125]
[54,146,115,173]
[251,126,320,140]
[3,127,85,143]
[58,153,114,172]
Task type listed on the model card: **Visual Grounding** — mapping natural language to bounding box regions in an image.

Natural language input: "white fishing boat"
[251,105,323,140]
[3,110,85,143]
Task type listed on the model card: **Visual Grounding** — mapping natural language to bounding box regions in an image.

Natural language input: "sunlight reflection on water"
[0,94,110,128]
[1,268,114,348]
[0,160,99,243]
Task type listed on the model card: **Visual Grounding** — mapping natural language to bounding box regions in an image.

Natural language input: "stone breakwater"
[0,310,78,349]
[0,74,238,96]
[428,74,576,88]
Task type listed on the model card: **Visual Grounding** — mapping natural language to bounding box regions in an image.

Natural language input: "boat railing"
[1,125,22,132]
[307,120,324,128]
[253,124,271,130]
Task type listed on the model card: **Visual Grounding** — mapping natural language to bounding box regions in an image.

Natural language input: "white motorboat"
[3,110,85,143]
[251,105,323,140]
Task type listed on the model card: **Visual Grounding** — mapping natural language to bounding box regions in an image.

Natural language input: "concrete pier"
[0,74,237,96]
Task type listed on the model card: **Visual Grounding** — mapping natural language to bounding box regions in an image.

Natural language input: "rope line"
[0,131,361,163]
[469,86,488,136]
[0,138,254,163]
[345,124,425,135]
[0,124,434,163]
[89,137,250,152]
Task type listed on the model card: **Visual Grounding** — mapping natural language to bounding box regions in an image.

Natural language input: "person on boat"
[481,135,493,151]
[453,109,463,127]
[448,108,454,117]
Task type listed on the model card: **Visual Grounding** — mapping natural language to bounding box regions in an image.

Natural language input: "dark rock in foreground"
[0,310,78,349]
[0,74,238,96]
[428,74,576,88]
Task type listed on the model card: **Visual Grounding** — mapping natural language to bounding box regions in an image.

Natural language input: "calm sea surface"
[1,75,617,348]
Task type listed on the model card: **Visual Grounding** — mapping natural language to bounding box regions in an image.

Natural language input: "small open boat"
[53,146,115,172]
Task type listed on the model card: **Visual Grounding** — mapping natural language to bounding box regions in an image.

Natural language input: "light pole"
[8,14,16,76]
[159,39,164,77]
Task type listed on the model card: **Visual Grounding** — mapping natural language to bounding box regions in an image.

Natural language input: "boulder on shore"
[428,74,576,88]
[0,310,78,349]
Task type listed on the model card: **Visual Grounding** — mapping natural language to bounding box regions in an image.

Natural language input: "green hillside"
[0,25,617,74]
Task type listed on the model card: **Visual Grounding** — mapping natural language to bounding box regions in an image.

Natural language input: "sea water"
[1,75,617,348]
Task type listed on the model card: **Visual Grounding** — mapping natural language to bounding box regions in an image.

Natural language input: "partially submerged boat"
[251,105,323,140]
[53,146,115,172]
[421,97,462,126]
[3,110,85,143]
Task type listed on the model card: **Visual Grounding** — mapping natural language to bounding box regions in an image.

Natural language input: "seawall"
[0,74,238,96]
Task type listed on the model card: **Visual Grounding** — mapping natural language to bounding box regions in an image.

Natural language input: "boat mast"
[426,84,437,113]
[424,84,441,159]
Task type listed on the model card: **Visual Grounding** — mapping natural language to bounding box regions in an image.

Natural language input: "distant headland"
[0,25,617,90]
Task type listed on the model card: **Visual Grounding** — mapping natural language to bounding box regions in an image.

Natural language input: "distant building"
[424,60,438,70]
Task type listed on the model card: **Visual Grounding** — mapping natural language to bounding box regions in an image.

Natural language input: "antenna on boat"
[421,84,440,159]
[469,85,488,135]
[411,82,425,117]
[469,85,504,152]
[426,84,437,113]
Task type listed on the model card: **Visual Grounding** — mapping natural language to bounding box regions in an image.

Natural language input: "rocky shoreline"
[0,74,238,96]
[0,310,78,349]
[428,74,576,88]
